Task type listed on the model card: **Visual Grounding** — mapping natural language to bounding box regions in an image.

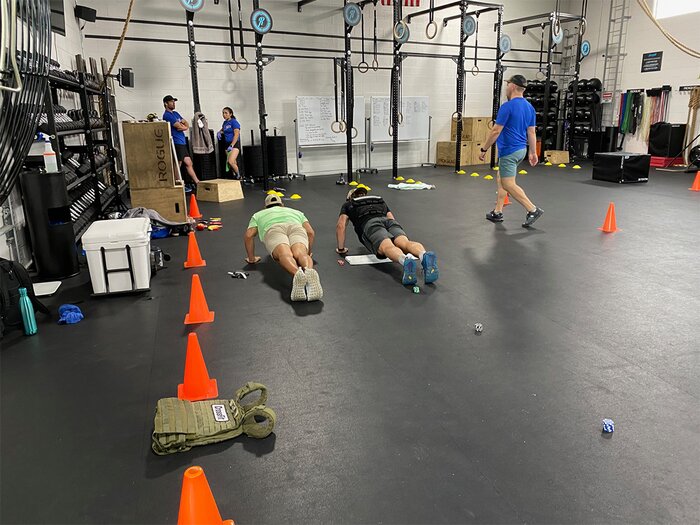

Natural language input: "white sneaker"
[291,269,307,302]
[304,268,323,301]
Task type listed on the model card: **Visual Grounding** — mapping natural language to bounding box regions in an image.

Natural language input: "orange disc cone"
[188,193,203,219]
[689,171,700,192]
[184,232,206,268]
[178,466,234,525]
[178,333,218,401]
[598,202,619,233]
[184,274,215,325]
[504,193,511,206]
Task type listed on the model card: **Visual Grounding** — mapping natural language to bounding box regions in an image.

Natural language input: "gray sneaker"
[291,269,307,302]
[305,268,323,301]
[522,207,544,228]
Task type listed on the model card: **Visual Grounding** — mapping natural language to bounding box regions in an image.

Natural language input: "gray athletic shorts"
[361,217,407,255]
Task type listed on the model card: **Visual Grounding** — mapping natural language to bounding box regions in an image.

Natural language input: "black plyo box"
[592,152,650,184]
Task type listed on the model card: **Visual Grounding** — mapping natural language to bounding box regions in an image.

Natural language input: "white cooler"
[82,218,152,295]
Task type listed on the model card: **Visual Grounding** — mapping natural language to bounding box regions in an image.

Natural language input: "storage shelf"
[56,127,88,137]
[48,74,81,91]
[66,173,93,191]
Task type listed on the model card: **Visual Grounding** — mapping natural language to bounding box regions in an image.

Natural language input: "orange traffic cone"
[178,333,218,401]
[178,466,234,525]
[504,193,511,206]
[184,232,206,268]
[598,202,619,233]
[689,171,700,192]
[184,274,215,325]
[188,193,203,219]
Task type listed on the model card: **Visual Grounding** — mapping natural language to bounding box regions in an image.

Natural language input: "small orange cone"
[178,333,218,401]
[598,202,619,233]
[178,466,234,525]
[184,232,206,268]
[188,194,203,219]
[504,193,511,206]
[689,171,700,192]
[184,274,215,325]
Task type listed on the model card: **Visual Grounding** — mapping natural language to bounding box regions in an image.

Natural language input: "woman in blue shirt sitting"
[218,107,241,179]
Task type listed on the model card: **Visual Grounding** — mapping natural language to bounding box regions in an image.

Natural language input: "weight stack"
[267,136,288,178]
[243,144,264,182]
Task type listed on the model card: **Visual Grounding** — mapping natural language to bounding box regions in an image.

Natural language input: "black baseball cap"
[163,95,178,103]
[506,75,527,88]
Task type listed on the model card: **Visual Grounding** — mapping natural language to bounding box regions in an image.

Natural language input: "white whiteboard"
[371,96,430,143]
[296,96,366,146]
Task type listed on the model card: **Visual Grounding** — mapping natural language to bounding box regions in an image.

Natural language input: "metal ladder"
[602,0,631,127]
[560,30,579,78]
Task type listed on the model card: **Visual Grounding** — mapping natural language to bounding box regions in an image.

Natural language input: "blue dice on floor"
[602,418,615,433]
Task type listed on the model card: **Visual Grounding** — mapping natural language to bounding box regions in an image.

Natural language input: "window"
[653,0,700,19]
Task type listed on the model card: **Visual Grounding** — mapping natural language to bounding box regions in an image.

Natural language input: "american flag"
[381,0,421,6]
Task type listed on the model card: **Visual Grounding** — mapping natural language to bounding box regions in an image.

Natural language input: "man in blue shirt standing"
[162,95,200,184]
[478,75,543,228]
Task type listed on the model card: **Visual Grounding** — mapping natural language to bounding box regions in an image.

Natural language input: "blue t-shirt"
[222,118,241,145]
[495,98,536,157]
[162,110,186,145]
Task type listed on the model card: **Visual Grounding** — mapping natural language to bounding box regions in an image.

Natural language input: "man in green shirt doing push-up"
[244,194,322,302]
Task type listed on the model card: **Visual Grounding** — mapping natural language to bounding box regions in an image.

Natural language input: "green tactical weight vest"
[152,382,276,455]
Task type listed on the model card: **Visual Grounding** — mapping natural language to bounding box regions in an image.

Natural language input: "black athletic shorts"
[175,143,190,162]
[360,217,407,255]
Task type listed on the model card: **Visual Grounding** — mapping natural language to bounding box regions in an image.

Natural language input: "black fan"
[0,0,52,204]
[689,145,700,169]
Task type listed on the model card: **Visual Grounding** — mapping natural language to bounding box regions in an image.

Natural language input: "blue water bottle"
[18,288,37,336]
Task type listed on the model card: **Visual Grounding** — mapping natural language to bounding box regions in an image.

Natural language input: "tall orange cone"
[188,193,203,219]
[184,274,215,324]
[178,333,218,400]
[598,202,619,233]
[689,171,700,192]
[184,232,206,268]
[504,193,511,206]
[178,466,234,525]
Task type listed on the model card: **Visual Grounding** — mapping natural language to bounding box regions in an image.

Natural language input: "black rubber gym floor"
[2,163,699,524]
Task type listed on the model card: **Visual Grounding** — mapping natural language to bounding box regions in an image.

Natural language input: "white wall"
[578,0,700,152]
[81,0,565,176]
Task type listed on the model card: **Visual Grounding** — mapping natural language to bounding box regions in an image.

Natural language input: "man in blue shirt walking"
[478,75,543,228]
[162,95,200,184]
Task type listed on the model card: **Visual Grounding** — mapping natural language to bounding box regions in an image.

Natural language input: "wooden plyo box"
[436,141,473,167]
[451,117,491,142]
[130,186,188,223]
[197,179,244,202]
[544,150,570,165]
[122,121,180,190]
[470,142,495,166]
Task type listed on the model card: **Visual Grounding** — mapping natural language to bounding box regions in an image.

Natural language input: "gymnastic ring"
[358,61,369,73]
[372,59,379,71]
[340,121,347,133]
[238,57,249,71]
[393,20,409,41]
[331,121,343,133]
[487,119,495,129]
[351,126,358,139]
[451,111,461,122]
[471,66,479,76]
[579,17,587,36]
[228,62,239,73]
[388,125,393,137]
[425,21,438,40]
[536,70,546,80]
[552,16,562,37]
[398,112,404,125]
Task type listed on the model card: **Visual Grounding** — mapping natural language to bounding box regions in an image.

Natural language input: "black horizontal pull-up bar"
[442,7,499,27]
[493,12,581,31]
[405,0,462,23]
[521,15,582,33]
[297,0,319,12]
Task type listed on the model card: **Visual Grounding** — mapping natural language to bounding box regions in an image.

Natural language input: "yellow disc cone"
[349,181,358,186]
[406,178,416,183]
[545,161,552,166]
[518,169,528,174]
[484,175,494,180]
[456,170,466,175]
[493,167,499,171]
[290,194,302,200]
[572,164,581,169]
[470,172,480,177]
[558,163,566,168]
[396,176,405,181]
